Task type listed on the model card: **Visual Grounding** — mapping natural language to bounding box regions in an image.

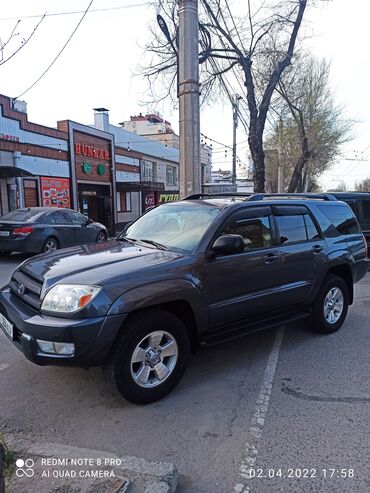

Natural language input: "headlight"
[41,284,101,313]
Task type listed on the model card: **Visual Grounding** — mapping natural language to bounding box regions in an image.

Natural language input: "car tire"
[102,309,191,404]
[42,237,59,253]
[96,231,107,243]
[308,274,349,334]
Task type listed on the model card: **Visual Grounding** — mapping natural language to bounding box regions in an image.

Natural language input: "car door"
[272,205,327,307]
[205,206,282,329]
[48,210,75,248]
[67,211,95,245]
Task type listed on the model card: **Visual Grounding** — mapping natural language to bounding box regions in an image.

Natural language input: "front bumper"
[0,287,127,367]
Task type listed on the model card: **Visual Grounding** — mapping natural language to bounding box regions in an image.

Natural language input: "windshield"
[0,209,45,222]
[120,203,221,253]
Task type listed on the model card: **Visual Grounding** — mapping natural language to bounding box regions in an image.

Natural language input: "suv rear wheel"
[102,309,191,404]
[309,274,349,334]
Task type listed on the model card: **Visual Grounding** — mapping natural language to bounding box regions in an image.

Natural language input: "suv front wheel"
[103,309,191,404]
[309,274,349,334]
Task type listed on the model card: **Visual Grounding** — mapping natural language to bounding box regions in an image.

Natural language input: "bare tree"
[354,177,370,191]
[265,56,352,192]
[142,0,308,191]
[0,16,45,66]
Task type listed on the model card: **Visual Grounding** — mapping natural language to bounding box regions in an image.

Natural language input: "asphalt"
[0,253,369,492]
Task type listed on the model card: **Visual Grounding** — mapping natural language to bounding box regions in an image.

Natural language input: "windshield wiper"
[139,239,168,251]
[116,236,137,245]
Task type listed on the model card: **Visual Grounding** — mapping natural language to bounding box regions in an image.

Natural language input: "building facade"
[92,109,180,222]
[121,113,212,187]
[0,95,181,231]
[0,94,69,216]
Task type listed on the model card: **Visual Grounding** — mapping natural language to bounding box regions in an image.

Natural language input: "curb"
[5,434,177,493]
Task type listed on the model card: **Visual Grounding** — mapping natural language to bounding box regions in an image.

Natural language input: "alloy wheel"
[130,330,178,388]
[44,239,58,252]
[323,287,344,324]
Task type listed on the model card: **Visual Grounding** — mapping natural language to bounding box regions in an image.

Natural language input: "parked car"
[0,193,368,404]
[329,192,370,253]
[0,207,107,255]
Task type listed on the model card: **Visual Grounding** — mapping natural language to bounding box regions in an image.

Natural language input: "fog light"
[37,340,75,356]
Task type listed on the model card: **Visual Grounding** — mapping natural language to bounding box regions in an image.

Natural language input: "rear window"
[317,204,360,235]
[0,209,44,222]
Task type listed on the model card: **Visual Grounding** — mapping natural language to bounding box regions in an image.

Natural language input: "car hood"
[18,240,183,292]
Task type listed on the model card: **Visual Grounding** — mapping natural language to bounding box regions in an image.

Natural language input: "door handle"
[312,245,323,254]
[264,253,279,264]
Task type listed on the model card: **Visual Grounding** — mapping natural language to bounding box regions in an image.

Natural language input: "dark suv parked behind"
[0,193,368,404]
[330,192,370,252]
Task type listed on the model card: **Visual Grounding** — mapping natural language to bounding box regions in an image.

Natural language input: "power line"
[14,0,94,99]
[0,3,149,22]
[200,132,248,166]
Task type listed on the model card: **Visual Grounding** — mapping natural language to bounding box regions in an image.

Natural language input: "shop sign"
[0,133,19,142]
[75,143,109,161]
[97,164,106,176]
[82,162,91,174]
[41,177,71,208]
[144,192,155,209]
[158,194,179,203]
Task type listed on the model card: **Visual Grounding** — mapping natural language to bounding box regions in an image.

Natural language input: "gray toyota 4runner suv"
[0,193,368,404]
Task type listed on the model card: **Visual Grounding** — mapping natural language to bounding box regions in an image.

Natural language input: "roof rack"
[247,193,337,201]
[184,193,253,200]
[183,192,337,201]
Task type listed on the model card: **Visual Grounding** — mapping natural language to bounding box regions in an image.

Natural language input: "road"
[0,253,369,492]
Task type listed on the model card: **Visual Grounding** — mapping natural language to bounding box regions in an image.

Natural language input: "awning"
[0,166,34,178]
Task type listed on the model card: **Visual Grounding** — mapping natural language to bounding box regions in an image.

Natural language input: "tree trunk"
[288,151,310,192]
[296,173,303,193]
[249,129,265,192]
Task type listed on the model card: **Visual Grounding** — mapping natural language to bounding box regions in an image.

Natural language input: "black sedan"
[0,208,107,255]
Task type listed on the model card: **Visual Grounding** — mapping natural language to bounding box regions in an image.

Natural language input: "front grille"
[13,326,23,343]
[10,268,43,310]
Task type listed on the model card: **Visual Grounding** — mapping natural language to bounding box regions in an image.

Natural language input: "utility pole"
[277,116,284,193]
[232,95,241,185]
[178,0,201,197]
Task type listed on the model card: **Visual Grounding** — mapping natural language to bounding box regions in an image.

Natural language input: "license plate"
[0,231,10,237]
[0,312,13,340]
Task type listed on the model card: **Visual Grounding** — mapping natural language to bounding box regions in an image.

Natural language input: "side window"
[317,205,360,235]
[69,211,87,225]
[276,215,306,244]
[46,214,56,224]
[361,200,370,221]
[304,214,321,240]
[51,211,71,224]
[224,216,272,250]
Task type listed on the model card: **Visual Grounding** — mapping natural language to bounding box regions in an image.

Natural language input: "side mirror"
[85,218,93,225]
[211,234,245,256]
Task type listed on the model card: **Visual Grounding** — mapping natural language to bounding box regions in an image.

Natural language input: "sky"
[0,0,369,190]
